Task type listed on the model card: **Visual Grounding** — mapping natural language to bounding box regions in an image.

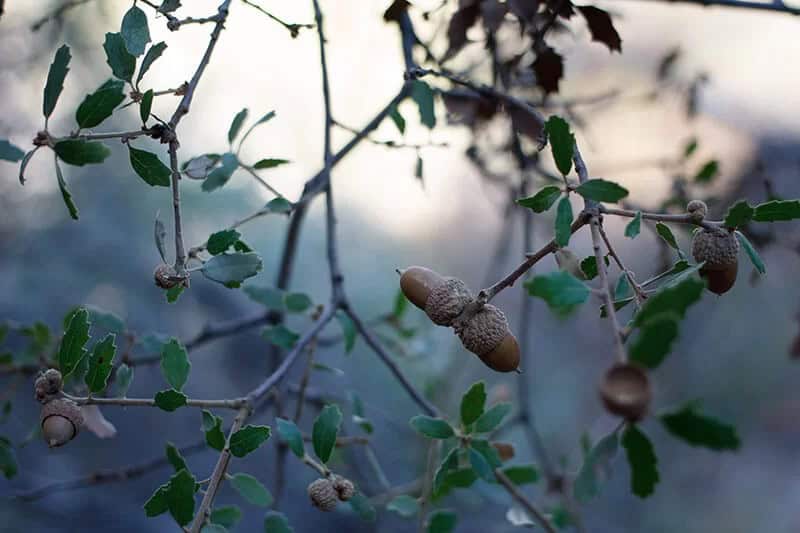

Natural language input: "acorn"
[599,363,651,422]
[692,228,739,295]
[307,478,338,511]
[456,305,520,372]
[34,368,63,403]
[332,476,356,501]
[491,441,516,462]
[40,398,83,447]
[686,200,708,223]
[154,263,179,289]
[399,266,473,326]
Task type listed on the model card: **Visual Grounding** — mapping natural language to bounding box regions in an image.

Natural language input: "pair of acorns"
[399,267,520,372]
[307,476,356,511]
[689,200,739,295]
[34,369,83,448]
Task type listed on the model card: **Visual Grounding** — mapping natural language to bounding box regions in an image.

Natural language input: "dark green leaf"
[0,140,24,162]
[574,430,619,503]
[427,509,457,533]
[693,160,719,183]
[545,116,575,176]
[621,425,659,498]
[165,442,188,473]
[276,418,304,458]
[263,197,292,213]
[253,158,290,170]
[387,494,419,517]
[202,410,225,451]
[244,286,285,310]
[228,108,249,144]
[54,140,110,166]
[580,256,598,280]
[137,41,167,84]
[207,229,241,256]
[470,439,502,468]
[201,253,263,285]
[166,285,184,303]
[525,271,590,315]
[389,104,406,134]
[555,196,573,247]
[160,338,190,391]
[655,222,680,251]
[284,292,312,313]
[575,179,629,203]
[614,274,632,300]
[202,153,239,191]
[263,511,293,532]
[411,80,436,129]
[121,5,151,56]
[474,403,511,433]
[230,473,272,507]
[129,146,171,187]
[629,314,679,369]
[336,311,357,353]
[103,33,135,83]
[144,482,170,516]
[625,212,642,238]
[58,308,90,379]
[262,325,299,350]
[84,333,116,393]
[735,231,765,274]
[139,89,154,123]
[53,155,79,219]
[723,200,754,228]
[441,467,478,491]
[752,200,800,222]
[158,0,182,14]
[516,185,561,213]
[154,389,187,411]
[19,148,38,184]
[660,403,740,451]
[410,416,455,439]
[76,79,125,128]
[460,381,486,427]
[114,363,134,397]
[683,138,698,157]
[230,425,271,458]
[432,447,460,496]
[392,289,409,319]
[349,492,377,522]
[210,506,242,528]
[238,110,276,145]
[0,437,17,479]
[634,278,704,326]
[415,154,423,181]
[501,464,539,485]
[166,468,196,526]
[468,447,493,481]
[43,45,71,118]
[313,404,343,463]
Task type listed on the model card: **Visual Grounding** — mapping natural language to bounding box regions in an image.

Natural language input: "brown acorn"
[332,476,356,501]
[692,228,739,295]
[456,305,520,372]
[599,363,651,421]
[154,263,179,289]
[399,266,474,326]
[34,368,63,403]
[307,478,338,511]
[491,441,516,462]
[40,398,83,448]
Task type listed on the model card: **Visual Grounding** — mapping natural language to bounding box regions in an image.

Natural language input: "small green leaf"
[693,160,719,183]
[202,153,239,192]
[735,231,765,274]
[230,473,272,507]
[210,506,242,528]
[392,289,409,319]
[262,325,299,350]
[474,403,511,433]
[160,338,191,391]
[471,439,502,468]
[625,211,642,238]
[76,79,125,129]
[634,278,704,327]
[555,196,573,247]
[43,44,71,119]
[752,199,800,222]
[580,256,598,280]
[655,222,680,251]
[545,115,575,176]
[660,403,740,451]
[207,229,241,256]
[683,138,698,158]
[0,437,17,479]
[468,447,493,481]
[84,333,116,393]
[144,482,169,517]
[54,155,79,220]
[0,140,25,162]
[264,197,292,213]
[229,425,271,458]
[276,418,304,458]
[137,41,167,85]
[202,410,225,451]
[389,104,406,134]
[574,430,619,503]
[621,425,659,498]
[253,158,290,170]
[284,292,312,313]
[411,80,436,129]
[228,108,249,144]
[263,511,293,532]
[166,285,184,303]
[58,308,90,379]
[19,148,38,184]
[575,179,629,203]
[121,5,151,56]
[154,389,187,411]
[103,33,135,83]
[349,492,377,522]
[415,154,423,181]
[723,200,754,228]
[629,314,679,369]
[516,185,561,213]
[525,271,590,316]
[336,311,357,353]
[244,286,285,310]
[410,415,454,439]
[460,381,486,428]
[139,89,154,123]
[129,146,172,187]
[427,509,457,533]
[165,442,188,473]
[201,253,263,285]
[501,464,539,485]
[115,363,134,397]
[54,140,110,166]
[387,494,419,518]
[166,468,196,526]
[313,404,343,463]
[432,447,460,496]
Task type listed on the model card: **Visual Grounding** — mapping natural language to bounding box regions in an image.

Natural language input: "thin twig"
[417,441,438,532]
[611,0,800,16]
[494,469,558,533]
[240,0,314,36]
[600,205,723,231]
[67,394,246,410]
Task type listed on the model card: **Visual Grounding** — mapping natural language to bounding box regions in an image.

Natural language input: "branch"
[600,205,723,231]
[240,0,315,37]
[67,394,246,410]
[598,224,647,307]
[167,141,188,277]
[494,468,558,533]
[50,128,156,143]
[611,0,800,15]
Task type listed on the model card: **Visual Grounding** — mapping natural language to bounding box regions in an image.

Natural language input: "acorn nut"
[686,200,708,223]
[308,478,338,511]
[332,476,356,501]
[692,228,739,295]
[34,368,63,403]
[599,363,651,422]
[154,263,179,289]
[41,398,83,447]
[399,266,473,326]
[456,304,520,372]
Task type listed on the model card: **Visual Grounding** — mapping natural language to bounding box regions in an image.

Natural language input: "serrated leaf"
[202,410,225,451]
[121,5,151,56]
[660,404,740,451]
[54,140,110,166]
[166,468,196,526]
[655,222,680,251]
[165,442,188,473]
[0,437,18,479]
[115,363,134,397]
[262,325,298,350]
[576,179,629,203]
[313,404,342,463]
[58,308,90,379]
[84,333,116,393]
[427,509,457,533]
[723,200,754,228]
[160,338,190,391]
[43,44,71,119]
[207,229,241,256]
[752,200,800,222]
[555,196,573,247]
[336,311,357,353]
[202,153,239,191]
[629,314,679,369]
[474,402,511,433]
[411,80,436,129]
[154,389,187,411]
[525,271,590,316]
[735,231,765,275]
[517,185,561,213]
[621,425,659,498]
[410,416,454,439]
[76,79,125,128]
[577,6,622,52]
[129,146,171,187]
[387,494,419,517]
[634,277,704,326]
[625,212,642,238]
[253,158,290,169]
[389,104,406,134]
[693,160,719,183]
[228,108,249,144]
[144,482,170,517]
[140,88,154,123]
[229,425,271,458]
[263,511,293,532]
[0,139,24,162]
[501,464,539,485]
[545,116,574,176]
[53,155,79,219]
[230,473,273,507]
[574,430,619,503]
[103,33,135,83]
[276,418,304,458]
[460,381,486,428]
[137,41,167,85]
[201,253,263,285]
[210,506,242,528]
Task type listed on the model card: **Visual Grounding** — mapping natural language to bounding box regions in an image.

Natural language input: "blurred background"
[1,0,799,531]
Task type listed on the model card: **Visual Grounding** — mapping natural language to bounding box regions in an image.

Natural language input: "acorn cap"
[457,305,520,372]
[332,476,356,501]
[686,200,708,222]
[34,368,63,403]
[308,478,338,511]
[40,398,83,447]
[691,228,739,270]
[154,263,179,289]
[399,266,446,310]
[425,277,473,326]
[599,363,651,421]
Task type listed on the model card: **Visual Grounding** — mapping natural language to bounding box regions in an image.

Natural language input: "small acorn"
[307,478,338,511]
[34,368,63,403]
[692,228,739,295]
[456,305,520,372]
[687,199,708,223]
[599,363,651,422]
[40,398,83,447]
[332,476,356,501]
[154,263,179,289]
[491,441,516,462]
[399,266,473,326]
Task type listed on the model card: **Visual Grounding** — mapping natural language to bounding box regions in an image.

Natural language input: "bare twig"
[611,0,800,16]
[494,469,558,533]
[67,394,246,410]
[598,225,647,307]
[240,0,314,36]
[600,205,723,231]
